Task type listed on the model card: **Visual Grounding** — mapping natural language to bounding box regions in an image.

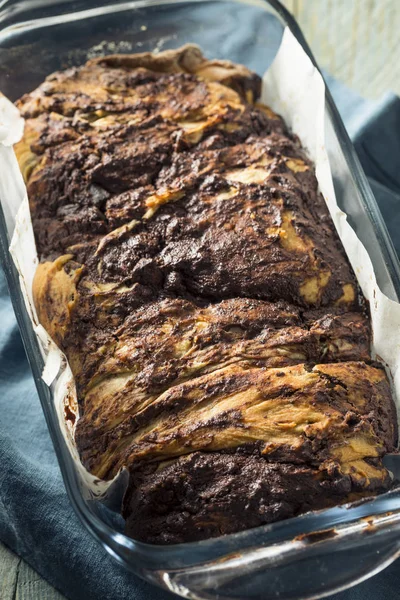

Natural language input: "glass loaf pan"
[1,1,400,599]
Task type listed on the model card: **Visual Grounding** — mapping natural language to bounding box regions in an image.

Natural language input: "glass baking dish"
[1,1,400,598]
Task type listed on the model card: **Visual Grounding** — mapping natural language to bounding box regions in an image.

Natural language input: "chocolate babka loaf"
[15,45,397,544]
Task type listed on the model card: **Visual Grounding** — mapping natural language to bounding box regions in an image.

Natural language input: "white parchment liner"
[1,28,400,498]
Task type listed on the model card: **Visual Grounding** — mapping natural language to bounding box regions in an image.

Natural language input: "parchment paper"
[1,27,399,497]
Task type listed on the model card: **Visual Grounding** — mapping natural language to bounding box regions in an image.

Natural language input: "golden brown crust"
[33,256,83,347]
[89,44,262,102]
[17,45,397,544]
[76,361,395,480]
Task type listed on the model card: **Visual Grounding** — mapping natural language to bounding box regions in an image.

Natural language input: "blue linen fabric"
[1,40,400,600]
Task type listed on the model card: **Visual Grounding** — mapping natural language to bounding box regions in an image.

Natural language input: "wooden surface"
[1,1,399,599]
[282,0,400,99]
[0,542,64,600]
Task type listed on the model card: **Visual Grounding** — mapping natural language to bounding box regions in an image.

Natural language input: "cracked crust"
[17,45,397,544]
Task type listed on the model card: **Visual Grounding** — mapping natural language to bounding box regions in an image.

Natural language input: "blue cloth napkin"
[1,28,400,600]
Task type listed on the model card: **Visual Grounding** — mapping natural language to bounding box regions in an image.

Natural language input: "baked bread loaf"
[15,45,397,544]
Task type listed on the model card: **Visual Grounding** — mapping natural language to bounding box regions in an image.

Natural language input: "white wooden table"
[284,0,400,100]
[0,542,64,599]
[1,1,399,598]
